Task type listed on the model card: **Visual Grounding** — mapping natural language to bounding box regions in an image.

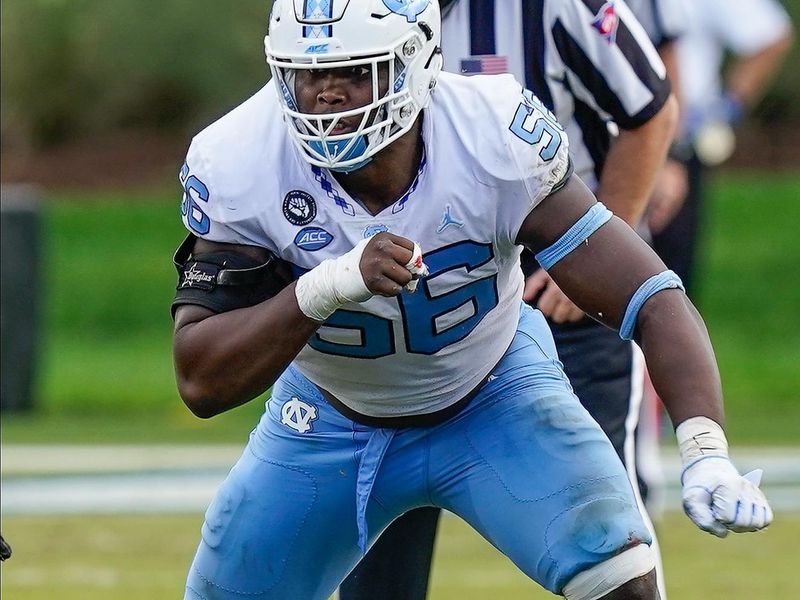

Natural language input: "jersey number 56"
[308,241,499,358]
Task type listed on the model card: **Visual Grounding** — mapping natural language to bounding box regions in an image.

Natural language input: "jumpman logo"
[437,204,464,233]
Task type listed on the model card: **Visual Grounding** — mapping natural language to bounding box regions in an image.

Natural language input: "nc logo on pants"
[281,397,318,433]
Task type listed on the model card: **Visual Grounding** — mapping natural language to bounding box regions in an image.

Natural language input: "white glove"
[677,416,773,538]
[682,457,773,538]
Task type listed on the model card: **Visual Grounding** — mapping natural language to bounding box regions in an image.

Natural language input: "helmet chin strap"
[310,136,373,173]
[331,158,372,173]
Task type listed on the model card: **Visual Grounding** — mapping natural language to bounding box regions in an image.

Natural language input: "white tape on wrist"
[675,416,729,467]
[404,242,429,293]
[294,238,372,322]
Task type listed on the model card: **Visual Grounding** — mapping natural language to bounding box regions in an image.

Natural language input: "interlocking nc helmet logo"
[382,0,431,23]
[281,397,318,433]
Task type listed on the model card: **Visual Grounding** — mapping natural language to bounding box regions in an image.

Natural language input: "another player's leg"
[339,506,440,600]
[429,305,658,598]
[184,366,395,600]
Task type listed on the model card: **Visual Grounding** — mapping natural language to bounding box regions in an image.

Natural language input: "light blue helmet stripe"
[303,0,334,38]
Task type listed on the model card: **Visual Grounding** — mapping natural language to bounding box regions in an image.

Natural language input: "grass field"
[1,172,798,599]
[2,171,799,445]
[1,511,798,599]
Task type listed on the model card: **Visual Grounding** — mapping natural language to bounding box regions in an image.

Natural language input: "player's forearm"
[635,290,725,428]
[173,283,319,418]
[596,94,678,226]
[727,33,794,108]
[525,192,725,428]
[658,43,681,116]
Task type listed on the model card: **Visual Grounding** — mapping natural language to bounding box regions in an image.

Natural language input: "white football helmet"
[265,0,442,172]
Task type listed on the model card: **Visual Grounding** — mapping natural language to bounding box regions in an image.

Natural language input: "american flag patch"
[459,55,510,76]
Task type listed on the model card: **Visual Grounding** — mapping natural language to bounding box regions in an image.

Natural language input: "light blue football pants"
[184,305,650,600]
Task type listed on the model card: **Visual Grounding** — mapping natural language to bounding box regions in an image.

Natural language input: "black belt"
[320,370,493,429]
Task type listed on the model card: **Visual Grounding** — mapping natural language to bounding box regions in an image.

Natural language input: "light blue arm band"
[534,203,613,270]
[619,270,685,340]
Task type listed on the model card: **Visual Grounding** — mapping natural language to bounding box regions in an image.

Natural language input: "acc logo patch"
[305,43,329,54]
[283,190,317,226]
[383,0,430,23]
[294,227,334,251]
[591,1,619,44]
[281,397,318,433]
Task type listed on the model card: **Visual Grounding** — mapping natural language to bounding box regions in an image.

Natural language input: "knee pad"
[562,544,655,600]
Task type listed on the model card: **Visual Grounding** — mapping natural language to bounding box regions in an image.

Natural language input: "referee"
[340,1,681,600]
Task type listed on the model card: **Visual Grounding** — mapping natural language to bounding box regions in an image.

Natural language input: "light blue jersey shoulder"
[432,72,570,204]
[429,73,571,246]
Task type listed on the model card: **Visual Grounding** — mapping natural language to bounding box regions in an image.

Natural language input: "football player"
[173,2,772,599]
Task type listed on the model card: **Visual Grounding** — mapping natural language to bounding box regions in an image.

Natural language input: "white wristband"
[295,238,372,322]
[675,416,729,467]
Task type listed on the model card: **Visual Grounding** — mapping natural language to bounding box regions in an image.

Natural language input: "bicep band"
[171,234,289,317]
[534,202,613,270]
[619,270,685,340]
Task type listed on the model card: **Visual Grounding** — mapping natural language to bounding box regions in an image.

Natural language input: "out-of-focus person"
[650,0,794,293]
[340,2,683,599]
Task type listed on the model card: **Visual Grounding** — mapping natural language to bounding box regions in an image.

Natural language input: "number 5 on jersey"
[509,90,564,162]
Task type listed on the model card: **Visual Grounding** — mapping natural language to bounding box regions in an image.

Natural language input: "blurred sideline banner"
[1,185,43,412]
[3,446,799,514]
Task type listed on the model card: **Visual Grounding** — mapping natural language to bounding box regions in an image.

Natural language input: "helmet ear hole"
[418,22,434,41]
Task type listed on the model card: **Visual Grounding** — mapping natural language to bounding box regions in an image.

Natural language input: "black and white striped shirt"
[441,0,676,189]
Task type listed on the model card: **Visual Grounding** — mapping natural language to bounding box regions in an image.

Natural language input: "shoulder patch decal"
[294,227,334,251]
[283,190,317,226]
[591,1,619,45]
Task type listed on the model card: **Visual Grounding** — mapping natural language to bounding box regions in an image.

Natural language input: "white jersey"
[624,0,687,49]
[441,0,670,189]
[180,73,570,418]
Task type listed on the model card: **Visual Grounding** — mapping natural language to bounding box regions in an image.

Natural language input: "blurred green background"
[0,1,799,599]
[1,0,799,444]
[4,0,800,149]
[1,173,797,445]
